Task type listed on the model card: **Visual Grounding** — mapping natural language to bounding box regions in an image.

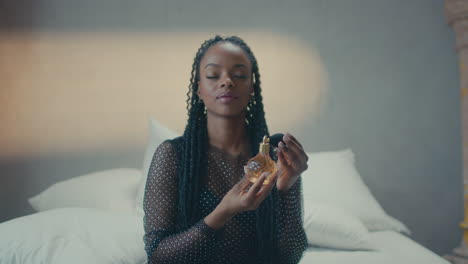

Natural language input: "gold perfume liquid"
[245,136,277,185]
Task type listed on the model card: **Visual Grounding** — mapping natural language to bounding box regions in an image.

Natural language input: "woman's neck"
[206,112,250,155]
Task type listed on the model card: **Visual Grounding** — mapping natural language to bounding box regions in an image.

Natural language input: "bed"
[303,231,449,264]
[0,208,449,264]
[0,119,451,264]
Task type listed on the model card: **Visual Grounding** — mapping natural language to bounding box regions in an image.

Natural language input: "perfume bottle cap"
[259,136,270,154]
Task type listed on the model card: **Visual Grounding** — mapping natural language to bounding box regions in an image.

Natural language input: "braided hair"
[177,35,278,263]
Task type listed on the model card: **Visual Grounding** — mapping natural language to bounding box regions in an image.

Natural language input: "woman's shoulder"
[166,135,184,145]
[150,137,184,173]
[161,136,184,150]
[155,136,184,158]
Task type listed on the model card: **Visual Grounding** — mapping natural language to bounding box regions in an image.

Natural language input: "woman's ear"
[250,76,254,91]
[197,87,203,102]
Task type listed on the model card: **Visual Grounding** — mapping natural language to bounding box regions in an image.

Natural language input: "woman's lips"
[218,95,237,103]
[217,93,238,103]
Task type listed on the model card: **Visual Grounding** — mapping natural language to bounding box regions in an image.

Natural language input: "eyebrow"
[204,63,219,69]
[204,63,247,69]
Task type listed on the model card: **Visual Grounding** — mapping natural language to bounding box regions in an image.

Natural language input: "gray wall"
[0,0,462,256]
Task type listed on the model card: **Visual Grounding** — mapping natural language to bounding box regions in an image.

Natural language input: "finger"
[239,177,252,194]
[280,142,302,170]
[283,134,309,163]
[283,135,303,152]
[279,140,303,162]
[256,171,278,198]
[289,140,308,162]
[284,133,304,149]
[276,147,289,166]
[246,172,268,199]
[286,141,308,168]
[278,141,289,153]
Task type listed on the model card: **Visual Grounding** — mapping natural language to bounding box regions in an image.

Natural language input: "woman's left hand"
[275,133,308,192]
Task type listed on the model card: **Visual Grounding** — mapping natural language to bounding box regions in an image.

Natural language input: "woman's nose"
[220,77,234,88]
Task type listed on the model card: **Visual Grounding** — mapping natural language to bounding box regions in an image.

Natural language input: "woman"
[143,35,309,264]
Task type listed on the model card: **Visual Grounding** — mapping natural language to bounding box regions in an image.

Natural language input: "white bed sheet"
[300,230,450,264]
[0,208,449,264]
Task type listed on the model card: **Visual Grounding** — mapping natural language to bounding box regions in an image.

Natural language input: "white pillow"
[28,168,141,215]
[0,208,146,264]
[135,118,178,216]
[302,149,411,235]
[303,199,375,250]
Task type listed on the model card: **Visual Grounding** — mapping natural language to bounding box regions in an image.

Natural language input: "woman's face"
[197,42,254,118]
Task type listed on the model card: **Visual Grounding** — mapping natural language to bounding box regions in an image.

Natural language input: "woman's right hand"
[220,171,278,216]
[204,171,278,230]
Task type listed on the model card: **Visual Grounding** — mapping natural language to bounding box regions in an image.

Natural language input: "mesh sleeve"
[143,141,220,264]
[276,176,308,264]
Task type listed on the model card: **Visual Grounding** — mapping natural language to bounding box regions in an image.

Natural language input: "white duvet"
[301,230,450,264]
[0,207,449,264]
[0,208,146,264]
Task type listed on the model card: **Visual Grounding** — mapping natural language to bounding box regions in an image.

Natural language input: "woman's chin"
[207,108,247,119]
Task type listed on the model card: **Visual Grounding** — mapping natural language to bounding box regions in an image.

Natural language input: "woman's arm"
[276,176,308,264]
[144,140,279,263]
[143,141,223,264]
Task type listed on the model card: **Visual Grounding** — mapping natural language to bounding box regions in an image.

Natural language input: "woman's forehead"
[200,42,251,69]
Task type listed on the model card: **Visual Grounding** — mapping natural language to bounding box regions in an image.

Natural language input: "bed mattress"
[301,230,450,264]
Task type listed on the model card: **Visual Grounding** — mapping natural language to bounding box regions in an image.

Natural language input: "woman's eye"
[234,75,247,79]
[206,76,218,79]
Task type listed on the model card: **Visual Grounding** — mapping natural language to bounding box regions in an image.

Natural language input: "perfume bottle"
[245,136,278,184]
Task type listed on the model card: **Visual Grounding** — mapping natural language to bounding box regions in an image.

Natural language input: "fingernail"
[279,142,288,152]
